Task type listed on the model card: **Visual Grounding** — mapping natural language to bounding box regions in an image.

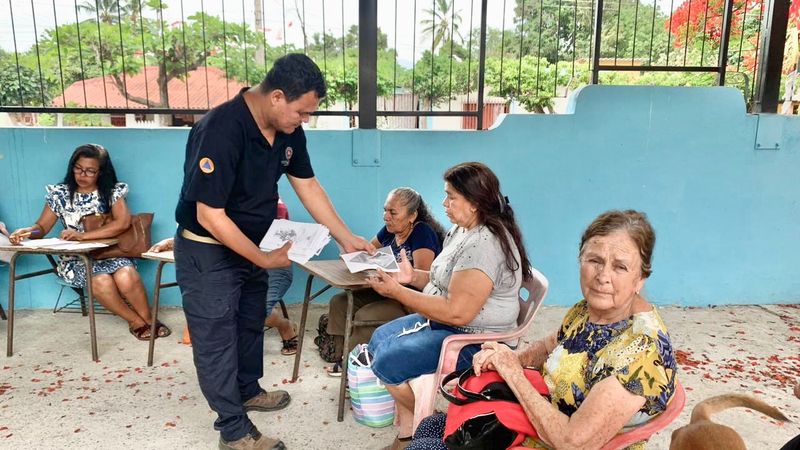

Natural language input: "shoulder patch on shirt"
[282,146,293,166]
[199,157,215,174]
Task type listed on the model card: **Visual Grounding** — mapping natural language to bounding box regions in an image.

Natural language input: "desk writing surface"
[141,251,175,263]
[298,260,371,289]
[0,239,118,255]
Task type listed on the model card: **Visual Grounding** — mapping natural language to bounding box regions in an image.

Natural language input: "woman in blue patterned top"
[324,187,446,376]
[9,144,170,341]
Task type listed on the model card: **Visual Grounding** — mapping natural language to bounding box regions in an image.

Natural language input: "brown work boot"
[219,428,285,450]
[243,389,291,412]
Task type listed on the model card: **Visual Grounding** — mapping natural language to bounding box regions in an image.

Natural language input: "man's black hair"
[260,53,327,101]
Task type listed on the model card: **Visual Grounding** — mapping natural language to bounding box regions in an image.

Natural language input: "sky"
[0,0,522,66]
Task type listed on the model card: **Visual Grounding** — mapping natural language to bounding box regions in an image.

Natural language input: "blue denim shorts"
[368,313,481,385]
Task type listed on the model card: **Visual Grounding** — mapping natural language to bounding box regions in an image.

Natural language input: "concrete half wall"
[1,85,799,309]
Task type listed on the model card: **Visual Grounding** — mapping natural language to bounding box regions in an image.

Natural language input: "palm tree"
[77,0,133,25]
[420,0,464,53]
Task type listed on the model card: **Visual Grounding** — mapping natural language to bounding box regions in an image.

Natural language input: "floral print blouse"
[524,300,677,449]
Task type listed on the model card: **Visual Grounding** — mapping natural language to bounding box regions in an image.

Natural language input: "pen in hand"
[17,229,41,239]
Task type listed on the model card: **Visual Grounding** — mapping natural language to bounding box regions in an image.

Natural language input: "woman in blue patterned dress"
[9,144,170,340]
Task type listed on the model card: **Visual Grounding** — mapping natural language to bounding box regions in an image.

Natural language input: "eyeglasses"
[73,165,99,177]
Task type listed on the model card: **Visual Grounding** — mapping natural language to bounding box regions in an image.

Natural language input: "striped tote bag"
[347,343,395,428]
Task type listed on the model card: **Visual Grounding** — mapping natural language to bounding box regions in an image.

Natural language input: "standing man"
[174,53,373,450]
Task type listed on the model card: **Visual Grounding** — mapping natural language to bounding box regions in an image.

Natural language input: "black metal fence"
[0,0,790,128]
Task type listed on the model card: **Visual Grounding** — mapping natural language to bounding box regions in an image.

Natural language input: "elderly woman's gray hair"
[579,210,655,278]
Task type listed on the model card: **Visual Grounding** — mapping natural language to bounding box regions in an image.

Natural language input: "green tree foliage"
[0,58,45,107]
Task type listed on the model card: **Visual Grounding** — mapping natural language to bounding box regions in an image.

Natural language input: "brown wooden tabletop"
[297,260,371,289]
[140,250,175,263]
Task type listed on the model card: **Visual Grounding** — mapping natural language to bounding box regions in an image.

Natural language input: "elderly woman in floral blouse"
[408,210,677,450]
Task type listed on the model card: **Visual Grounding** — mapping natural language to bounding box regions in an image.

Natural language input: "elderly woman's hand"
[366,268,403,298]
[472,341,522,377]
[395,249,414,284]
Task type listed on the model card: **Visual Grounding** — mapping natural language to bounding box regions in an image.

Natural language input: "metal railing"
[0,0,789,128]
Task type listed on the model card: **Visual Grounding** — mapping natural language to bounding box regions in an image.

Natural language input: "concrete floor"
[0,303,798,449]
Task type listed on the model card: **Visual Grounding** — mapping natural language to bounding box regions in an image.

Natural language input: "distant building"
[51,66,246,127]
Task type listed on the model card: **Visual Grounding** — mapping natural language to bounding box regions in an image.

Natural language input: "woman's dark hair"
[63,143,119,210]
[579,209,655,278]
[443,162,532,281]
[389,187,447,245]
[260,53,327,101]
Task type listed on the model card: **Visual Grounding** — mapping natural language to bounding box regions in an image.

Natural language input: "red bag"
[441,368,550,449]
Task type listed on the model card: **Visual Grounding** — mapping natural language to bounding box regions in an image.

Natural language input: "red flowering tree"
[668,0,800,73]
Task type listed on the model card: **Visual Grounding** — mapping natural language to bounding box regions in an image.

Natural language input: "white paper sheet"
[259,219,331,264]
[340,246,400,273]
[18,238,109,250]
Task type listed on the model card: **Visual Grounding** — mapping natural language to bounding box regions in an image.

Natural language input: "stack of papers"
[259,219,331,264]
[19,238,110,251]
[340,246,400,273]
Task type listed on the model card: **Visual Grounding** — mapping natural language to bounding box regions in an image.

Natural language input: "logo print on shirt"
[282,146,293,167]
[199,157,215,174]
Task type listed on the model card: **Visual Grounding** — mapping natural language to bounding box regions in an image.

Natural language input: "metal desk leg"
[6,252,19,356]
[338,289,355,422]
[147,261,166,367]
[79,255,99,362]
[291,274,315,382]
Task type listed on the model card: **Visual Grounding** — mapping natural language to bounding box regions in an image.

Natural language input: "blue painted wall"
[1,85,799,310]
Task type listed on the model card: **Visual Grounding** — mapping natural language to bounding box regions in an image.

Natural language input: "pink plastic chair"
[507,380,686,450]
[409,267,549,431]
[599,381,686,450]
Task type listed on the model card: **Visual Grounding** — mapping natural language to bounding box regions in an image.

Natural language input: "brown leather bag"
[80,212,154,259]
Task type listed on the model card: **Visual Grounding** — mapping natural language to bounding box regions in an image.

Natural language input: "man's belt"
[180,228,222,245]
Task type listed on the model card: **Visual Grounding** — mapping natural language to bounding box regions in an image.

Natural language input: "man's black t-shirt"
[175,88,314,244]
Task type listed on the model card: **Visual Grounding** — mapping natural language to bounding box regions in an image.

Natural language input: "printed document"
[259,219,331,264]
[340,246,400,273]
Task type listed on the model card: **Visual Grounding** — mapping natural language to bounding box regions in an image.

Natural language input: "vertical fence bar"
[74,0,89,107]
[393,0,398,110]
[613,0,622,63]
[499,0,507,93]
[518,0,526,97]
[283,0,288,54]
[358,0,377,128]
[750,0,765,103]
[717,0,735,85]
[535,0,544,91]
[466,0,475,106]
[429,0,436,110]
[201,0,211,108]
[735,1,749,72]
[93,0,110,108]
[412,0,417,119]
[682,0,692,65]
[9,0,24,106]
[116,0,130,108]
[243,0,249,85]
[631,0,640,66]
[476,0,488,130]
[137,0,151,107]
[753,0,790,111]
[591,0,605,83]
[342,0,347,113]
[52,0,67,107]
[181,0,190,107]
[221,0,231,99]
[448,0,456,111]
[700,0,710,65]
[30,0,46,107]
[648,0,657,65]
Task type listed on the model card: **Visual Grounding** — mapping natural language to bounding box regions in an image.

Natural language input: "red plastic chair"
[409,267,549,431]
